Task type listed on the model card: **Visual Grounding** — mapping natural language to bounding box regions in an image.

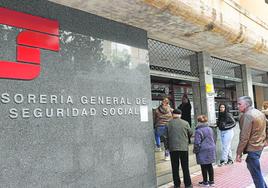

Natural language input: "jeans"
[220,129,234,161]
[170,151,192,187]
[246,150,267,188]
[155,126,167,147]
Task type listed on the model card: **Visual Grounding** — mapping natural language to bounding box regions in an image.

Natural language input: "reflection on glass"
[111,42,131,68]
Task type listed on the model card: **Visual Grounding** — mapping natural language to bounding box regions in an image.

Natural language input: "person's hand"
[236,154,242,162]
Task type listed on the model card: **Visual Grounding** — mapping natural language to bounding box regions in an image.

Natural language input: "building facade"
[0,1,155,188]
[0,0,268,187]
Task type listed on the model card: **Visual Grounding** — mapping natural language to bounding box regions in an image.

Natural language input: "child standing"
[193,115,216,187]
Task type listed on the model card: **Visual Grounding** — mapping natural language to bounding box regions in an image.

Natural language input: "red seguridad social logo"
[0,7,60,80]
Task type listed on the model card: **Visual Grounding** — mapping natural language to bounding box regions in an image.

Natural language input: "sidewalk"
[159,148,268,188]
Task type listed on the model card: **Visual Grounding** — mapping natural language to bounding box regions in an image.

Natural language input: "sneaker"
[227,159,234,164]
[218,160,227,167]
[208,181,215,187]
[198,181,209,187]
[164,156,170,161]
[155,147,162,152]
[185,184,193,188]
[165,150,170,156]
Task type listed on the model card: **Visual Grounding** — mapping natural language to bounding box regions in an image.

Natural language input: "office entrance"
[148,39,199,186]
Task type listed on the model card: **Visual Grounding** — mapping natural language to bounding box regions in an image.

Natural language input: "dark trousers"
[200,164,214,182]
[170,151,192,187]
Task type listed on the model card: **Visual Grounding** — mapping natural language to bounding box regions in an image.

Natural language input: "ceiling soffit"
[49,0,268,71]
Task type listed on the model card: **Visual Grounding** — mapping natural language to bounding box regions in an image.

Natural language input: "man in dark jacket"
[236,96,268,188]
[167,109,193,188]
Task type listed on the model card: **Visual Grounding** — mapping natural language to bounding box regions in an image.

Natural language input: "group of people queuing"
[154,95,268,188]
[154,94,192,161]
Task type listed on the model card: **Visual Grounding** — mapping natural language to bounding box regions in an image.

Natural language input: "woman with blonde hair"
[262,101,268,119]
[154,97,173,160]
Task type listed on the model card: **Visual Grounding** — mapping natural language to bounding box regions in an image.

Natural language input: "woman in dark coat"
[178,94,192,143]
[178,94,192,127]
[193,115,216,187]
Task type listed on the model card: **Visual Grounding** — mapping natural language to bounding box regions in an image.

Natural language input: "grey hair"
[238,96,253,107]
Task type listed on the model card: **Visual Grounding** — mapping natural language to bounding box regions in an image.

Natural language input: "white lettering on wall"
[50,95,58,104]
[14,94,23,104]
[9,108,18,119]
[28,94,36,103]
[1,93,147,119]
[22,108,30,118]
[34,108,42,118]
[1,93,10,103]
[66,96,73,104]
[40,95,47,104]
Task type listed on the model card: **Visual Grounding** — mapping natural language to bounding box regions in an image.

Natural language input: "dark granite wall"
[0,1,155,187]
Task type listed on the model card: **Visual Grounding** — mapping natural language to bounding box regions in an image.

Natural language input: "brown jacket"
[236,107,267,156]
[154,105,173,127]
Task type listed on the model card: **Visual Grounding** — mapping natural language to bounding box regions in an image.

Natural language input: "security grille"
[251,69,268,87]
[148,39,199,79]
[211,57,242,82]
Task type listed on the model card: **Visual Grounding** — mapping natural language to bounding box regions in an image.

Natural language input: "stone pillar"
[262,73,268,101]
[192,82,202,124]
[195,52,216,125]
[240,64,254,101]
